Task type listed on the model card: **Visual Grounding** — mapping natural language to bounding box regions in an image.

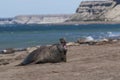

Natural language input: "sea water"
[0,24,120,50]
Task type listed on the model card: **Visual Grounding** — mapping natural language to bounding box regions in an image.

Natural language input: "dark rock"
[1,48,15,54]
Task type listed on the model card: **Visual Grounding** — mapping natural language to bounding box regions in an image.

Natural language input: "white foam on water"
[85,36,94,41]
[107,32,120,37]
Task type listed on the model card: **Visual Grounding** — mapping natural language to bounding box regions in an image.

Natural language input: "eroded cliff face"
[0,15,71,24]
[69,0,120,22]
[12,15,70,24]
[104,4,120,21]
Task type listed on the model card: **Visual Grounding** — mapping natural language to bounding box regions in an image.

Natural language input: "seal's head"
[57,38,67,54]
[59,38,67,47]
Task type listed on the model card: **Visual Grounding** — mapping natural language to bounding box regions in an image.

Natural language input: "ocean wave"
[85,36,94,41]
[107,32,120,37]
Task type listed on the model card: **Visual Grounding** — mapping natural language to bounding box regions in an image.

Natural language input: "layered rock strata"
[69,0,120,22]
[0,15,71,24]
[12,15,71,24]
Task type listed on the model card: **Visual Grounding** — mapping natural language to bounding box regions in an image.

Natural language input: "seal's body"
[19,38,67,65]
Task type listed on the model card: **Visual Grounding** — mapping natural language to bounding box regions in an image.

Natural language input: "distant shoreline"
[51,21,120,25]
[1,21,120,25]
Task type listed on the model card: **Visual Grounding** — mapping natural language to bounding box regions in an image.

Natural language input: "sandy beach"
[0,41,120,80]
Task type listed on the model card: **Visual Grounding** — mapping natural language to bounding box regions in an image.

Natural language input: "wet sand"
[0,41,120,80]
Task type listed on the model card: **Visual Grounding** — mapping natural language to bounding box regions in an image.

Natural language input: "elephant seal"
[18,38,67,66]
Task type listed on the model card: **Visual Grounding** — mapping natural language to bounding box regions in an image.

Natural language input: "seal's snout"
[59,38,67,46]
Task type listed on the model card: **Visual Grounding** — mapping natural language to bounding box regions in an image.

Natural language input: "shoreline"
[50,21,120,25]
[0,37,120,54]
[1,21,120,25]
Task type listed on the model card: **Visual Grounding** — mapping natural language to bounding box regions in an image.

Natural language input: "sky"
[0,0,83,18]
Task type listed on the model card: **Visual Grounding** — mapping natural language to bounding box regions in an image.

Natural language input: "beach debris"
[67,42,80,46]
[0,48,27,54]
[77,37,119,45]
[0,48,15,54]
[77,37,97,45]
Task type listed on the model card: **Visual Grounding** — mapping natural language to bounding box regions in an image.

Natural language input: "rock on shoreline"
[0,37,120,54]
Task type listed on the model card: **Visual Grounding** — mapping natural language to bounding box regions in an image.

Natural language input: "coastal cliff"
[1,0,120,24]
[69,0,120,22]
[12,15,71,24]
[0,15,71,24]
